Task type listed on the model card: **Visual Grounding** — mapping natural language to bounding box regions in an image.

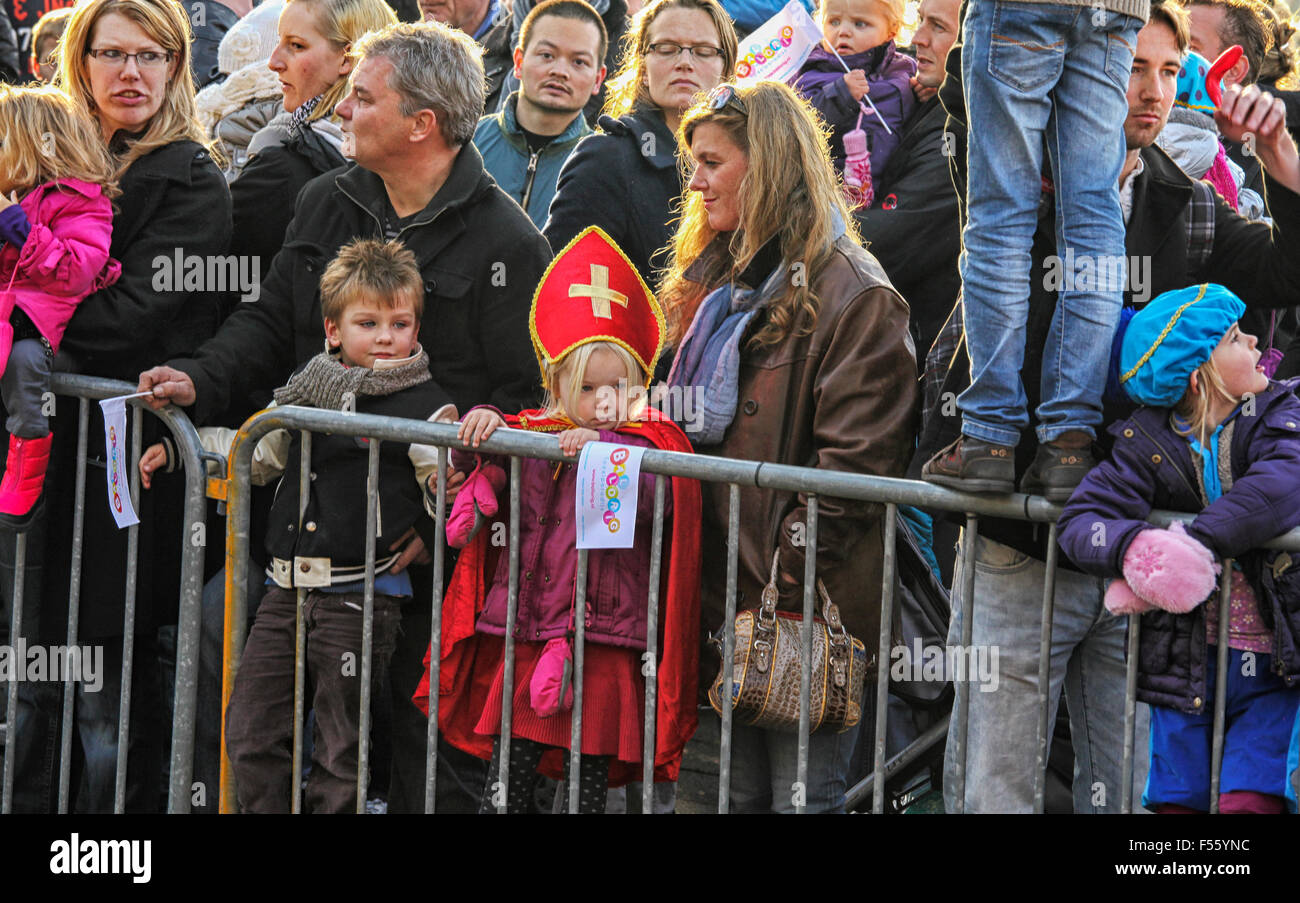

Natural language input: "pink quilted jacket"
[0,178,121,353]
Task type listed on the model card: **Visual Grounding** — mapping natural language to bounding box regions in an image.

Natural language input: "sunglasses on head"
[705,84,747,114]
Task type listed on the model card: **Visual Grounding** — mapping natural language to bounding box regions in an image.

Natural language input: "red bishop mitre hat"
[530,226,665,386]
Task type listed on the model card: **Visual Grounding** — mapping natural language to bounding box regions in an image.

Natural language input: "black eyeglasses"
[705,84,746,114]
[645,41,724,60]
[86,48,173,68]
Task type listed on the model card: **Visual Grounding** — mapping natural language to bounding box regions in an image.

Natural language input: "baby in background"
[791,0,915,206]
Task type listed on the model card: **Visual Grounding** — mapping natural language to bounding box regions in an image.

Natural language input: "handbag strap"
[759,552,852,646]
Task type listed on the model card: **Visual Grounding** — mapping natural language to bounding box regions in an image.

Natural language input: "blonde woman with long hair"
[6,0,231,813]
[543,0,736,289]
[662,80,918,812]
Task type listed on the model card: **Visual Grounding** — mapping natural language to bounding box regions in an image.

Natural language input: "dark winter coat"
[1057,379,1300,712]
[230,117,346,323]
[543,107,680,288]
[480,5,514,118]
[170,144,552,426]
[854,95,960,359]
[14,140,231,643]
[61,140,232,380]
[791,43,916,172]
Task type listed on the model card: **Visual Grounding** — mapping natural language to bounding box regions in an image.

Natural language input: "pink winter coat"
[0,178,121,353]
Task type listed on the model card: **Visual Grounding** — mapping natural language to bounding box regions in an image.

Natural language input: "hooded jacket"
[473,92,592,228]
[1058,379,1300,712]
[230,112,347,296]
[171,144,552,426]
[418,407,702,785]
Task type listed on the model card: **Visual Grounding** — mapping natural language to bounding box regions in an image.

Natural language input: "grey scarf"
[273,347,431,410]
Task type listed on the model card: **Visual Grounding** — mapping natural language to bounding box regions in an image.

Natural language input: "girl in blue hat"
[1059,283,1300,814]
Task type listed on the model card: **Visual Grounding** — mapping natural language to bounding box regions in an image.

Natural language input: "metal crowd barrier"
[216,406,1300,814]
[1,374,212,815]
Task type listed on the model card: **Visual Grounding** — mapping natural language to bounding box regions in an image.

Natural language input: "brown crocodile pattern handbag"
[709,552,867,733]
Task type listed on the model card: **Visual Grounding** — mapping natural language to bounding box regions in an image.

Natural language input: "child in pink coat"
[0,85,120,529]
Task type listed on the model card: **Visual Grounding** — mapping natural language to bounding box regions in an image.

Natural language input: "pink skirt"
[474,637,646,763]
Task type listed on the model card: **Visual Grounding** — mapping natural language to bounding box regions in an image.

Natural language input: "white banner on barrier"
[575,441,645,550]
[99,395,139,529]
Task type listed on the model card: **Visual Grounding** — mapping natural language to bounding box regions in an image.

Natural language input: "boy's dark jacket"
[1058,379,1300,713]
[266,374,453,583]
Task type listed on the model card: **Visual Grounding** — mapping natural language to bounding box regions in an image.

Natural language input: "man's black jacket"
[855,95,961,360]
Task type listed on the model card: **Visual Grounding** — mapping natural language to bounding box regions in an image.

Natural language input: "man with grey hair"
[138,20,551,813]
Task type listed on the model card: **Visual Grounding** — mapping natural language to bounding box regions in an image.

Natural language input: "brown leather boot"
[1018,438,1097,502]
[921,435,1015,494]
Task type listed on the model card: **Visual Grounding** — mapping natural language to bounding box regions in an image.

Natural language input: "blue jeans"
[943,535,1150,812]
[10,637,163,813]
[958,1,1141,447]
[725,691,867,814]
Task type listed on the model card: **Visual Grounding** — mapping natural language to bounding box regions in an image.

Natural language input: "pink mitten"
[529,636,573,717]
[445,460,506,549]
[1104,578,1157,615]
[1121,523,1218,614]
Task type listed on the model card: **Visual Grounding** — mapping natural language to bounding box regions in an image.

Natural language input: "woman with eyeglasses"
[1,0,231,813]
[661,80,919,813]
[542,0,737,291]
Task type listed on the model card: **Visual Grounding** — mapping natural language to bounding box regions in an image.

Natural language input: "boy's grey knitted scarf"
[273,347,431,411]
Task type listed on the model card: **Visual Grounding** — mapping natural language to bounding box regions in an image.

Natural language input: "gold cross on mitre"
[569,264,628,319]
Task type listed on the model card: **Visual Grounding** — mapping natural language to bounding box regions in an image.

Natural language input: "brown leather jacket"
[690,235,919,658]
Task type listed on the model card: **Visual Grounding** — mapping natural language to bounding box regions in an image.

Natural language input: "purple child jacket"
[452,421,672,651]
[792,42,916,173]
[1057,379,1300,712]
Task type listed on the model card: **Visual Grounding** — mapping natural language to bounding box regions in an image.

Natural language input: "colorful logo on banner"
[736,25,796,80]
[98,395,140,529]
[108,425,123,513]
[602,447,632,534]
[734,0,824,85]
[575,441,646,550]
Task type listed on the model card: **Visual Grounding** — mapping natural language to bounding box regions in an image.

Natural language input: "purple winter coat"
[792,43,916,173]
[453,422,671,651]
[1058,379,1300,713]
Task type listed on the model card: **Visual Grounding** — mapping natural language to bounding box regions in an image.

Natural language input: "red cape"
[413,409,701,785]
